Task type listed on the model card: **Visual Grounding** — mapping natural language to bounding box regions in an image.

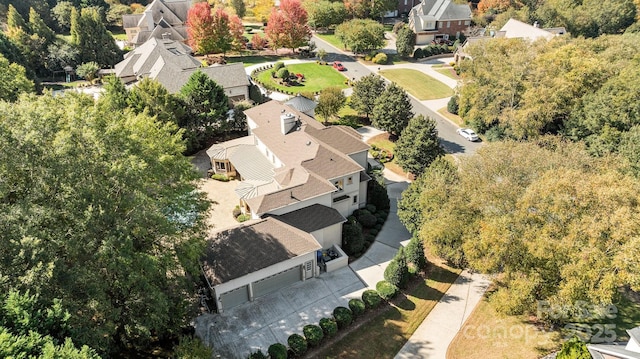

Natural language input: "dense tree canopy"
[350,73,386,119]
[316,87,346,124]
[0,93,210,355]
[371,82,413,136]
[395,115,444,176]
[303,0,347,30]
[395,23,416,58]
[335,18,385,54]
[265,0,311,53]
[70,7,121,67]
[400,139,640,317]
[0,54,35,101]
[187,2,215,55]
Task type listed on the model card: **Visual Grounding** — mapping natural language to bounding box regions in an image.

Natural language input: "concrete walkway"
[395,270,491,359]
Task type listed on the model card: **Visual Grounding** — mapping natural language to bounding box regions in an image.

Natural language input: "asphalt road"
[312,34,483,156]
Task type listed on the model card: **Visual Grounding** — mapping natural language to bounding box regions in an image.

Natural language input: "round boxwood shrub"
[405,236,427,271]
[448,95,459,115]
[366,204,377,213]
[376,280,399,300]
[303,324,324,347]
[365,234,376,244]
[362,289,382,309]
[342,221,365,256]
[247,350,267,359]
[333,306,353,329]
[273,62,285,71]
[372,52,388,65]
[319,317,338,337]
[237,214,251,222]
[384,248,409,288]
[349,298,366,317]
[277,68,290,79]
[413,47,423,59]
[268,343,287,359]
[358,213,377,228]
[288,333,307,356]
[369,228,379,236]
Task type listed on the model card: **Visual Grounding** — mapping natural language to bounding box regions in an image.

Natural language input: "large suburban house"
[201,100,371,311]
[114,37,249,101]
[122,0,190,47]
[588,326,640,359]
[408,0,472,45]
[454,18,567,63]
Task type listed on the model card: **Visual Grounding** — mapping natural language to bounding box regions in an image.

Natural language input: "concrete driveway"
[194,266,366,358]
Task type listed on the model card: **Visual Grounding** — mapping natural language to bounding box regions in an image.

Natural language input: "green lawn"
[379,69,454,100]
[436,67,460,80]
[438,107,464,126]
[227,55,293,66]
[315,33,345,50]
[315,259,461,358]
[367,133,406,177]
[254,62,348,93]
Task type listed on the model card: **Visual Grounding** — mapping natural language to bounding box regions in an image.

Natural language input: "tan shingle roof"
[202,217,321,285]
[269,204,346,233]
[301,145,362,181]
[306,125,369,155]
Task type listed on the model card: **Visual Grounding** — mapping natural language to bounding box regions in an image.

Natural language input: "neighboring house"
[408,0,472,45]
[588,326,640,359]
[398,0,420,17]
[202,100,370,311]
[122,0,190,47]
[454,18,567,63]
[114,37,249,101]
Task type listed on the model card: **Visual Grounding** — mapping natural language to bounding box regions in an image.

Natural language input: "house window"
[458,20,461,25]
[404,0,407,4]
[464,20,471,25]
[215,161,226,171]
[438,22,443,29]
[334,179,344,191]
[353,195,358,204]
[447,21,450,28]
[347,176,353,185]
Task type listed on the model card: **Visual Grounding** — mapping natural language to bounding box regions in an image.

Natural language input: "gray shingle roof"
[115,38,197,79]
[202,217,321,285]
[153,63,250,94]
[270,204,346,233]
[285,94,317,114]
[305,125,369,155]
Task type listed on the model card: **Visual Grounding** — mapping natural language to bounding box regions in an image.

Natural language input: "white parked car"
[457,128,479,142]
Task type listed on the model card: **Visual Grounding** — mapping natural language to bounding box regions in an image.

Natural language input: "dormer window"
[347,176,353,185]
[334,179,344,191]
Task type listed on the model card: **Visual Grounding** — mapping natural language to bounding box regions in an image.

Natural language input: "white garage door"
[252,267,301,298]
[219,285,249,310]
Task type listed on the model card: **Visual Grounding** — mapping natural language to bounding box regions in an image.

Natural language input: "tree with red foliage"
[265,0,311,54]
[229,13,245,52]
[186,2,215,55]
[210,8,235,57]
[251,33,267,50]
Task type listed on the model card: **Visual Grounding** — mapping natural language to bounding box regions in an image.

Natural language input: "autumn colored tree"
[265,0,311,53]
[210,8,235,56]
[186,2,215,55]
[251,33,267,50]
[253,0,274,23]
[229,13,246,52]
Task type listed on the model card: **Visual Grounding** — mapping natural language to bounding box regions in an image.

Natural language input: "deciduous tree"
[0,54,35,102]
[316,87,346,125]
[231,0,246,18]
[186,2,215,55]
[335,18,385,54]
[350,73,386,119]
[265,0,311,53]
[304,0,346,30]
[70,7,121,66]
[371,82,413,136]
[395,23,416,58]
[395,115,444,176]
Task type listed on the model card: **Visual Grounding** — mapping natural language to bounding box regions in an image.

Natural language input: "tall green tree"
[395,115,444,176]
[179,70,229,153]
[70,7,121,67]
[350,73,386,119]
[28,7,55,44]
[303,0,346,30]
[0,93,210,354]
[316,86,346,125]
[52,1,76,32]
[128,77,187,125]
[0,54,35,102]
[335,18,385,54]
[231,0,246,18]
[371,82,413,136]
[395,23,416,58]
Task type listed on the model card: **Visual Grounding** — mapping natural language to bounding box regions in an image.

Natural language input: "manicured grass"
[111,32,128,41]
[315,33,346,50]
[254,62,348,93]
[448,290,640,359]
[447,298,561,359]
[379,69,454,100]
[227,55,293,66]
[438,107,464,127]
[315,259,461,358]
[436,67,460,80]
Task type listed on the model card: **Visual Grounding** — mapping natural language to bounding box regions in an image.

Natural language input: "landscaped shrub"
[413,47,423,59]
[393,21,406,34]
[366,204,377,213]
[405,236,427,272]
[333,306,353,329]
[362,289,382,309]
[365,234,376,243]
[368,228,379,236]
[376,280,399,300]
[448,95,459,115]
[237,214,251,222]
[342,221,365,256]
[358,212,377,228]
[211,173,229,181]
[268,343,287,359]
[247,350,267,359]
[303,324,324,347]
[288,333,307,356]
[273,62,285,71]
[319,317,338,337]
[233,205,242,218]
[277,68,290,79]
[384,247,409,288]
[372,52,388,65]
[368,170,390,210]
[348,298,366,317]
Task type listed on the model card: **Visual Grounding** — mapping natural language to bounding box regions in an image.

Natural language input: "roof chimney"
[280,112,297,135]
[144,8,154,30]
